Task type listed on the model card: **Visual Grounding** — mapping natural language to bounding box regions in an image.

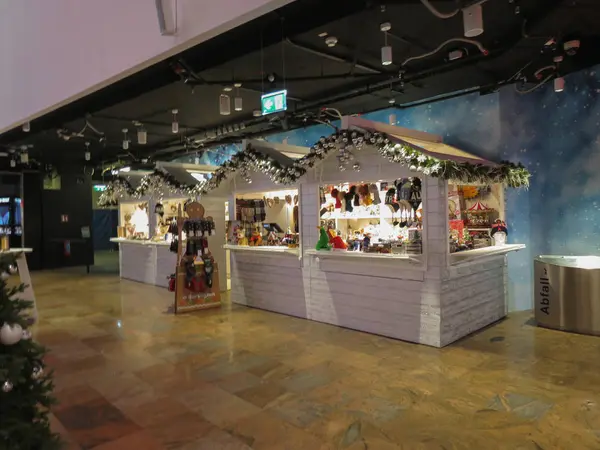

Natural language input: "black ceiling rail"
[284,38,384,74]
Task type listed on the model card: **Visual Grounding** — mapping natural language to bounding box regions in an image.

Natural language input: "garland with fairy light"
[292,130,531,188]
[98,130,529,207]
[97,144,307,206]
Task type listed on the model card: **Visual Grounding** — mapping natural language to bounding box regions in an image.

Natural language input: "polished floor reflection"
[32,267,600,449]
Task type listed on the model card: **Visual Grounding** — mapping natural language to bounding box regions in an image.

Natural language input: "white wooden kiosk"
[110,163,228,290]
[299,117,526,347]
[219,120,527,347]
[224,139,310,318]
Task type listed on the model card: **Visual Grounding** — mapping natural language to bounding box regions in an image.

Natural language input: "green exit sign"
[93,184,107,192]
[261,90,287,115]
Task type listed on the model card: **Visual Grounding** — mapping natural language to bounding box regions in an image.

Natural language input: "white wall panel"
[0,0,292,133]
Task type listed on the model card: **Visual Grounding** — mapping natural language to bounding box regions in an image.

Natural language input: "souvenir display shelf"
[225,188,301,255]
[171,203,221,313]
[315,179,424,261]
[446,182,523,265]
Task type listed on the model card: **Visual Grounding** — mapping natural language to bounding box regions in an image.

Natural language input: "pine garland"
[99,129,529,206]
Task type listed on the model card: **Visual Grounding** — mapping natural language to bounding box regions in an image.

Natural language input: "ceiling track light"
[20,147,29,164]
[10,159,16,168]
[22,121,31,132]
[171,109,179,134]
[380,22,393,66]
[219,94,231,116]
[554,76,565,93]
[122,128,129,150]
[84,142,91,161]
[325,36,338,47]
[462,4,484,38]
[233,83,243,112]
[137,127,147,145]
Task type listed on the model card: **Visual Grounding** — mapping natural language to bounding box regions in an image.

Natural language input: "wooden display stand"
[173,202,221,314]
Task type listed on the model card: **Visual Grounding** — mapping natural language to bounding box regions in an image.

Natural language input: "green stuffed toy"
[316,226,331,250]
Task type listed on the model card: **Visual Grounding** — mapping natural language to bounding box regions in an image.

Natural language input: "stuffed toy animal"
[236,228,248,246]
[359,184,372,206]
[249,228,263,246]
[267,231,279,246]
[316,226,331,250]
[328,228,348,250]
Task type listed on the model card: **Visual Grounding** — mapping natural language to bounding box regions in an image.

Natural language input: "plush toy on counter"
[267,231,279,246]
[491,219,508,246]
[328,228,348,250]
[362,233,371,251]
[316,226,331,250]
[249,228,263,246]
[235,227,249,246]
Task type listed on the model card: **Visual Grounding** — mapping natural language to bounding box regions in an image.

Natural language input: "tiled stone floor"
[29,268,600,449]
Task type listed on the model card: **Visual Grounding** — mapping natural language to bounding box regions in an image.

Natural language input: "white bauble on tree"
[8,264,18,275]
[0,323,23,345]
[0,272,9,281]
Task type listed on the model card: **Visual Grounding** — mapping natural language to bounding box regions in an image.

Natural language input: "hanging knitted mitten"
[385,188,396,205]
[369,184,381,205]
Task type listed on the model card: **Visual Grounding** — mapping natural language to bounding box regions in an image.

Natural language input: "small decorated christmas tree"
[0,252,60,449]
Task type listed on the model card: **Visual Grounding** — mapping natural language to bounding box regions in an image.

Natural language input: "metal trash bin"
[534,255,600,336]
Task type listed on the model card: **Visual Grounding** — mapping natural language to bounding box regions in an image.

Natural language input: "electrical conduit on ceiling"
[401,37,488,67]
[419,0,488,19]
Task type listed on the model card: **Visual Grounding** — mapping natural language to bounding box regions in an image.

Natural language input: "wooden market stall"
[216,139,310,318]
[298,116,528,347]
[107,163,228,290]
[200,118,529,347]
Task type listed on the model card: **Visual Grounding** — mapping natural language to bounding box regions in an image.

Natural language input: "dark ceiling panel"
[3,0,600,168]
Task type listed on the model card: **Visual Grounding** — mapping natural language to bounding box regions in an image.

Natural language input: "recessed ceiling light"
[223,86,233,92]
[318,32,328,37]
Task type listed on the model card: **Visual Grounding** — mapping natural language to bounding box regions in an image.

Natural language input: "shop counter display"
[223,244,300,255]
[110,238,175,288]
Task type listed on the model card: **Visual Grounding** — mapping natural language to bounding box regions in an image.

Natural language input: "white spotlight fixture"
[119,166,131,173]
[122,128,129,150]
[219,94,231,116]
[234,83,243,112]
[253,109,262,117]
[20,150,29,164]
[84,142,91,161]
[325,36,338,47]
[137,127,147,145]
[10,159,16,168]
[223,85,234,92]
[380,22,393,66]
[554,76,565,93]
[463,4,484,38]
[171,109,179,133]
[22,121,31,132]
